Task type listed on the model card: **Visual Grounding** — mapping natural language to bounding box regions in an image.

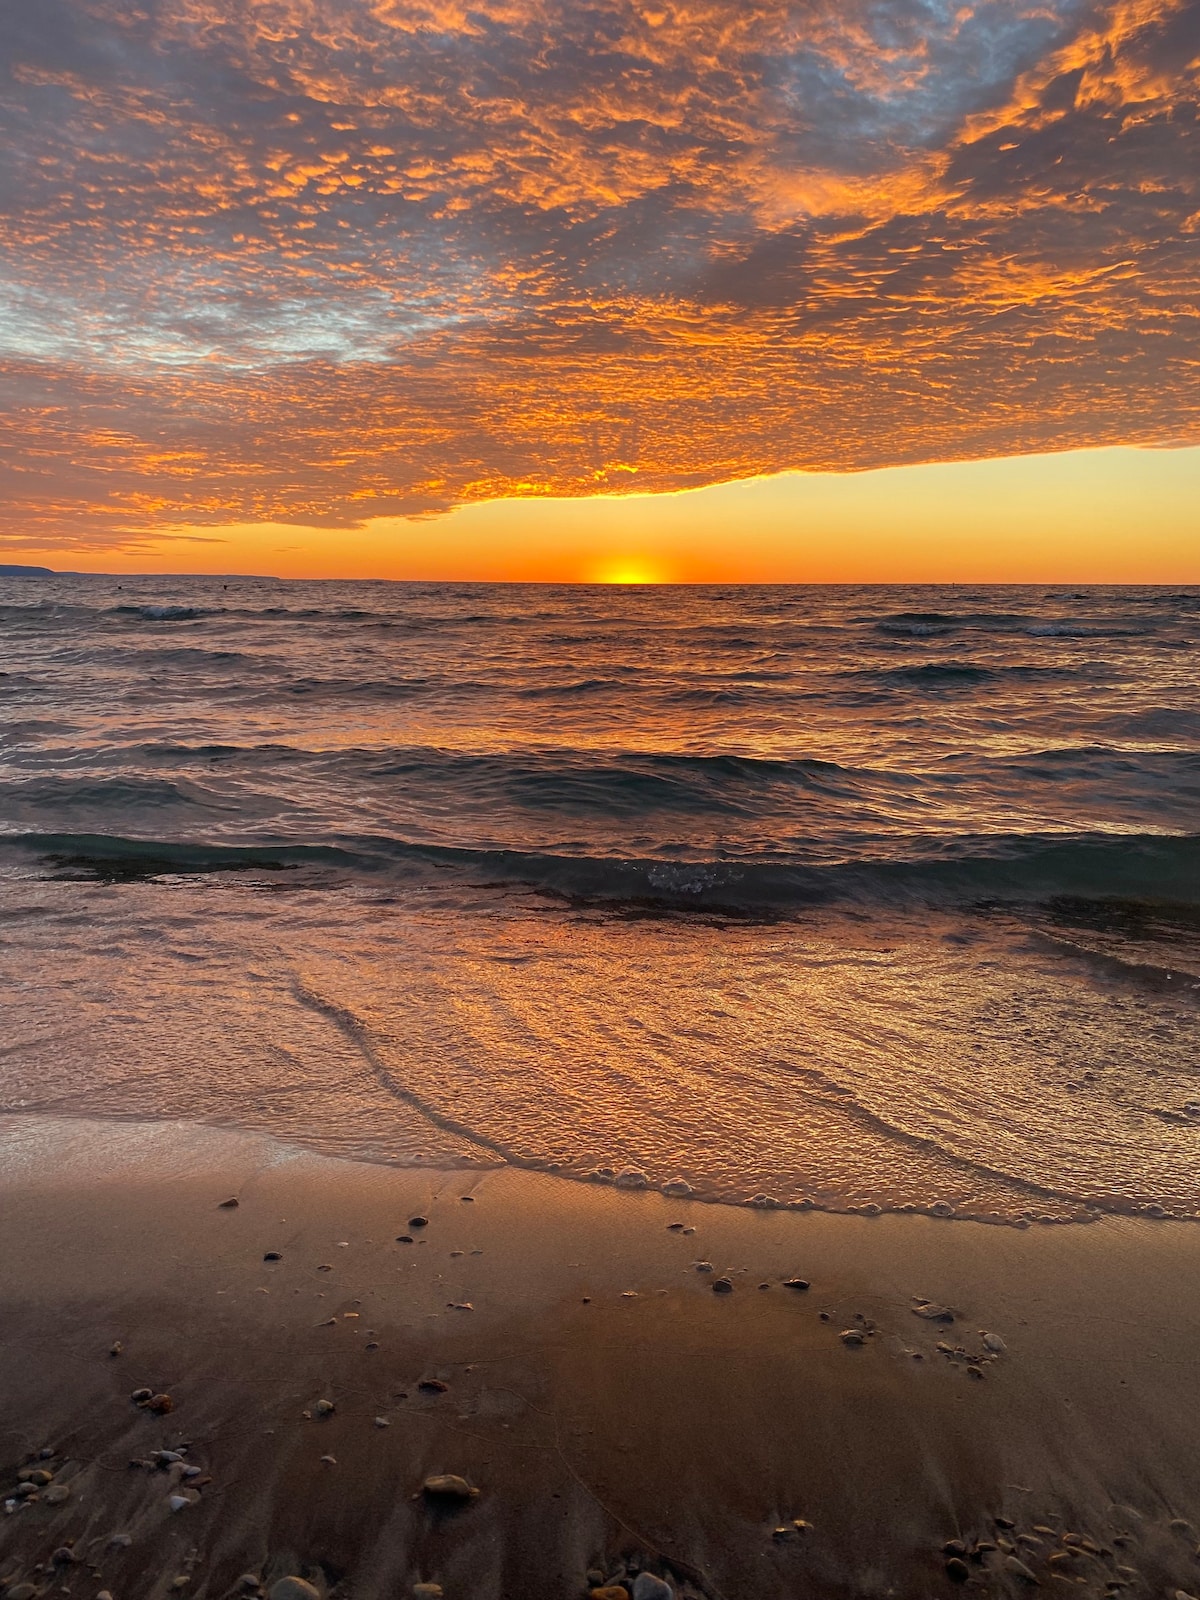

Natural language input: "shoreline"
[2,1114,1200,1600]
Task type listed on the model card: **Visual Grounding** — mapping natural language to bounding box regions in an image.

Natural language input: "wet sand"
[2,1115,1200,1600]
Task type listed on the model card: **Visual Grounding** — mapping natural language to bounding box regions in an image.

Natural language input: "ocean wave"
[3,828,1196,913]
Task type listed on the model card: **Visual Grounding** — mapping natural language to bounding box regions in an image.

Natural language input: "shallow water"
[1,575,1197,1220]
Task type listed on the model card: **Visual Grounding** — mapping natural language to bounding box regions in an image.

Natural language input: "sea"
[1,575,1197,1223]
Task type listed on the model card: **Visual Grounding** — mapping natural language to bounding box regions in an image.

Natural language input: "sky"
[0,0,1197,580]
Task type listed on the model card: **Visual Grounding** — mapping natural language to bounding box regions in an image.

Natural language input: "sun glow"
[589,557,666,585]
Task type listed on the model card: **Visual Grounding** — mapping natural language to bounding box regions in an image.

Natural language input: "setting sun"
[589,557,667,585]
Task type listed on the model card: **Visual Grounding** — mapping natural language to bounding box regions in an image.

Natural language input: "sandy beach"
[2,1115,1200,1600]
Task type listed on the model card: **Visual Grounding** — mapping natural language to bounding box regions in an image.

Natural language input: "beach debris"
[783,1278,810,1291]
[264,1251,282,1262]
[663,1179,693,1196]
[314,1398,335,1416]
[268,1579,321,1600]
[981,1331,1007,1353]
[408,1216,429,1228]
[911,1300,955,1323]
[839,1328,865,1346]
[712,1277,734,1294]
[418,1379,448,1394]
[615,1167,649,1189]
[218,1197,239,1208]
[631,1576,673,1600]
[1004,1556,1039,1582]
[421,1473,478,1501]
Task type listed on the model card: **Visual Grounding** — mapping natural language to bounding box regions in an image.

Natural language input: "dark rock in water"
[783,1278,810,1291]
[631,1576,673,1600]
[218,1197,239,1209]
[1004,1556,1039,1582]
[409,1216,429,1228]
[421,1473,478,1501]
[263,1251,282,1262]
[712,1277,734,1293]
[269,1581,321,1600]
[946,1558,971,1582]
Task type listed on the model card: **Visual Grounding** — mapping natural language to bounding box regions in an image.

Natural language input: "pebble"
[615,1168,649,1189]
[712,1277,734,1294]
[314,1399,335,1416]
[695,1262,714,1273]
[1004,1556,1039,1582]
[373,1417,389,1428]
[168,1490,199,1512]
[268,1580,321,1600]
[412,1587,444,1599]
[663,1179,693,1196]
[783,1279,810,1291]
[109,1535,133,1549]
[631,1576,672,1600]
[396,1235,413,1244]
[146,1393,173,1414]
[264,1251,282,1262]
[237,1576,261,1591]
[590,1589,630,1600]
[839,1329,865,1346]
[982,1331,1007,1353]
[130,1388,153,1405]
[911,1301,955,1322]
[97,1591,115,1600]
[171,1577,190,1591]
[666,1223,684,1232]
[218,1197,239,1208]
[44,1485,70,1505]
[944,1540,968,1556]
[320,1455,336,1465]
[409,1216,429,1228]
[946,1558,970,1582]
[5,1587,37,1600]
[51,1547,78,1565]
[419,1379,449,1394]
[109,1342,123,1357]
[421,1473,478,1501]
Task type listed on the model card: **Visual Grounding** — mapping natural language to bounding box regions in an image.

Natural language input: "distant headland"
[0,564,54,576]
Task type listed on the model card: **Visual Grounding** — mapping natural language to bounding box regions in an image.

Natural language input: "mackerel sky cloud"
[0,0,1197,548]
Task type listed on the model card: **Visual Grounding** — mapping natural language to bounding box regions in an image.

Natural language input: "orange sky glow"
[0,0,1197,579]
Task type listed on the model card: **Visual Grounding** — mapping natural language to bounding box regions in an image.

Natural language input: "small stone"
[418,1379,448,1394]
[666,1223,685,1232]
[631,1576,672,1600]
[409,1216,429,1228]
[966,1366,984,1380]
[97,1591,115,1600]
[1004,1556,1039,1583]
[839,1329,865,1346]
[421,1473,478,1500]
[590,1590,630,1600]
[109,1535,133,1549]
[695,1262,714,1273]
[268,1580,321,1600]
[931,1201,956,1217]
[772,1527,793,1541]
[412,1587,444,1599]
[130,1388,152,1405]
[43,1485,70,1505]
[373,1417,389,1428]
[783,1279,810,1291]
[237,1575,260,1591]
[911,1302,955,1322]
[944,1540,968,1556]
[320,1455,336,1465]
[6,1586,37,1600]
[314,1399,335,1416]
[146,1394,173,1414]
[982,1332,1007,1353]
[51,1547,78,1565]
[168,1490,199,1512]
[27,1471,52,1487]
[109,1342,123,1357]
[995,1517,1016,1529]
[712,1278,734,1294]
[615,1168,649,1189]
[793,1519,812,1533]
[663,1178,692,1196]
[170,1578,190,1591]
[1170,1521,1193,1534]
[586,1571,607,1588]
[264,1252,282,1262]
[946,1557,970,1582]
[218,1197,239,1208]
